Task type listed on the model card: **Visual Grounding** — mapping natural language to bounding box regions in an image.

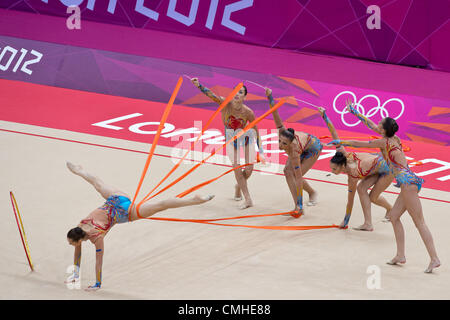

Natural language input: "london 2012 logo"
[58,0,254,35]
[332,91,405,127]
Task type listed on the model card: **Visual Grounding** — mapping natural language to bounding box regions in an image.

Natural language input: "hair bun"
[280,128,296,142]
[330,151,347,166]
[382,117,399,137]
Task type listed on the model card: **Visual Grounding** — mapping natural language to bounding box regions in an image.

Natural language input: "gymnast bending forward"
[318,106,393,230]
[65,162,214,291]
[265,88,323,215]
[328,103,440,273]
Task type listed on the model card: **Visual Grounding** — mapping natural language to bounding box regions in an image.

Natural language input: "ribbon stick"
[244,80,321,109]
[131,76,183,218]
[244,79,266,90]
[291,97,320,109]
[319,135,381,140]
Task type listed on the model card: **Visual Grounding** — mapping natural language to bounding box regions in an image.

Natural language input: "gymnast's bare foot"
[239,199,253,210]
[382,209,391,222]
[307,191,318,206]
[425,259,441,273]
[387,255,406,265]
[234,184,242,201]
[66,161,83,175]
[194,194,215,204]
[353,223,374,231]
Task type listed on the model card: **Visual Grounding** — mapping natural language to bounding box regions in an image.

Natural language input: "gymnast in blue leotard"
[65,162,214,291]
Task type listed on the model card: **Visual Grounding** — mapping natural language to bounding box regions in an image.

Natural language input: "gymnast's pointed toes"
[66,161,75,170]
[201,195,215,201]
[66,161,83,175]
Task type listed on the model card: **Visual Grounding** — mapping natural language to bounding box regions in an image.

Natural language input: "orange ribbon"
[139,83,245,204]
[146,210,341,231]
[131,77,183,218]
[176,162,255,198]
[143,98,287,201]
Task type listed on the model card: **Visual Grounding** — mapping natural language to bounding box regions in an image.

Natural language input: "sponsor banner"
[0,35,449,147]
[1,79,449,192]
[1,0,449,72]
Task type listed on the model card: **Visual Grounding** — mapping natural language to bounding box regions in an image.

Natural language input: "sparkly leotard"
[78,195,131,243]
[294,133,323,160]
[225,115,252,148]
[382,138,424,191]
[225,115,246,130]
[346,152,391,179]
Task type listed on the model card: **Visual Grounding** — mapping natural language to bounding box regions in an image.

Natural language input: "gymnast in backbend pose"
[65,162,214,291]
[328,103,440,273]
[265,88,322,215]
[191,77,265,209]
[318,105,393,230]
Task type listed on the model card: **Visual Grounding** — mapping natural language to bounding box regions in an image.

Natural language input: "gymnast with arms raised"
[65,162,214,291]
[318,104,393,230]
[265,87,323,216]
[191,77,265,209]
[328,103,440,273]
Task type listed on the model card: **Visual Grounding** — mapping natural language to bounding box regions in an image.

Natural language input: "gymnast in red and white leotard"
[191,77,265,209]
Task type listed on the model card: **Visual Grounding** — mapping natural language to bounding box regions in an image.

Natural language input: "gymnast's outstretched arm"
[328,138,385,149]
[346,99,382,134]
[340,177,358,228]
[265,88,285,133]
[191,77,224,104]
[74,244,81,273]
[290,153,304,215]
[246,110,265,160]
[85,238,104,291]
[65,244,82,285]
[318,107,347,154]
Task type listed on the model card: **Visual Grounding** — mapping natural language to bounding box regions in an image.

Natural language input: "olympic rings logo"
[332,91,405,127]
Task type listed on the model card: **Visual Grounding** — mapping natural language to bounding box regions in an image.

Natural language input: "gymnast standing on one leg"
[265,87,323,215]
[318,106,393,230]
[328,103,440,273]
[191,77,265,209]
[65,162,214,291]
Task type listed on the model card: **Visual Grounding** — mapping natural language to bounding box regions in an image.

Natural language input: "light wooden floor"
[1,121,449,300]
